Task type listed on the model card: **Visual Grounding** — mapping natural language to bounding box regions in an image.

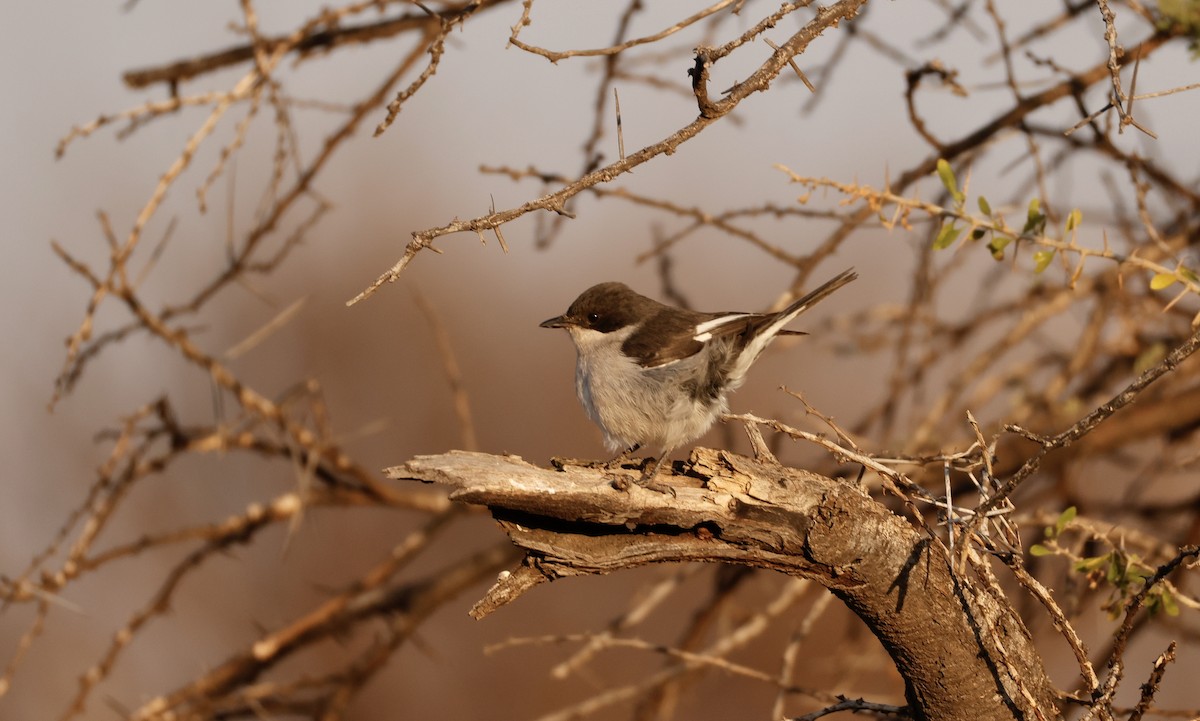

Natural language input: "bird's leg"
[632,454,677,497]
[603,443,642,469]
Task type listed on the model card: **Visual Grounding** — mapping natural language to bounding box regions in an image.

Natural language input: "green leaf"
[1054,506,1077,536]
[1150,273,1178,290]
[1159,0,1200,60]
[933,222,962,250]
[1074,555,1109,573]
[1065,208,1082,231]
[1181,267,1199,284]
[1033,249,1054,273]
[1023,198,1046,235]
[1029,544,1052,557]
[987,235,1011,260]
[978,196,992,216]
[1133,342,1167,375]
[1162,589,1180,616]
[1106,553,1124,584]
[936,159,963,205]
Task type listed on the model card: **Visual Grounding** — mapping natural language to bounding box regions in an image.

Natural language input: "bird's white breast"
[567,326,725,454]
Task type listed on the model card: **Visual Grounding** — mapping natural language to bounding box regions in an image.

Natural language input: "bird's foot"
[552,444,644,472]
[602,444,643,470]
[553,452,675,496]
[635,477,678,497]
[609,456,676,497]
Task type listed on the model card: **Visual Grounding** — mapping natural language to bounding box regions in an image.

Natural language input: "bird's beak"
[540,315,570,329]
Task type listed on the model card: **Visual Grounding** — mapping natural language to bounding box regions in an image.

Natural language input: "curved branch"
[122,0,506,89]
[508,0,737,63]
[390,448,1060,721]
[346,0,870,306]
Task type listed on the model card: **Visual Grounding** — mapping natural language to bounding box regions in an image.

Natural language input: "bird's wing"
[623,311,794,369]
[693,313,755,342]
[697,270,857,348]
[621,308,724,369]
[620,269,856,370]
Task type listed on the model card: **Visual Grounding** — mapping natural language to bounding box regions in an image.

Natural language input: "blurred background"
[3,1,1199,719]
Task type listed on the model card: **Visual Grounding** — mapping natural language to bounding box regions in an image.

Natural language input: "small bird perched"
[540,268,857,492]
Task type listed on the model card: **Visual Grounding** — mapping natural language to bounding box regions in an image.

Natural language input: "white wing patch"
[693,313,752,342]
[642,356,683,370]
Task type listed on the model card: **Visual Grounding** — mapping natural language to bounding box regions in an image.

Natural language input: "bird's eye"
[587,312,600,324]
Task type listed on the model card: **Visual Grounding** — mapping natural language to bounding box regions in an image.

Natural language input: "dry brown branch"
[546,565,706,680]
[508,0,737,62]
[1127,641,1178,721]
[490,606,823,695]
[1002,556,1099,694]
[1095,0,1132,131]
[60,493,309,719]
[773,590,836,719]
[412,288,478,451]
[481,163,835,265]
[128,514,516,721]
[630,565,760,719]
[23,1,1200,718]
[539,0,645,247]
[982,326,1200,516]
[772,168,1200,303]
[373,2,479,136]
[392,449,1060,720]
[792,696,909,721]
[122,0,506,89]
[346,0,870,306]
[521,579,831,721]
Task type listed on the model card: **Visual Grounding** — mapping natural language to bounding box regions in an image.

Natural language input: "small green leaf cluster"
[932,159,965,250]
[1031,507,1180,619]
[1074,550,1180,618]
[931,159,1072,273]
[1150,266,1200,290]
[1159,0,1200,58]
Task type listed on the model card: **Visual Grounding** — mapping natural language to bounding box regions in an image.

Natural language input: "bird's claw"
[608,473,677,497]
[636,478,677,497]
[635,456,677,496]
[560,453,675,497]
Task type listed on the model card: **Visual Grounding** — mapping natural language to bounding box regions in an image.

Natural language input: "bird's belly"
[575,359,723,453]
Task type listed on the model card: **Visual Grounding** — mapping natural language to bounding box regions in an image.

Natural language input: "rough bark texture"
[389,449,1060,721]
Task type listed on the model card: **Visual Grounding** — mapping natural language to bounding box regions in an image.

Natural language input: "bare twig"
[347,0,870,306]
[412,288,478,451]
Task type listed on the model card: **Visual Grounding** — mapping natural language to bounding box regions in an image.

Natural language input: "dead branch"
[122,0,507,89]
[390,448,1060,721]
[24,0,1200,718]
[346,0,870,306]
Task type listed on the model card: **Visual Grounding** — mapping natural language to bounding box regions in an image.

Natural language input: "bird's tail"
[779,268,858,319]
[728,268,858,382]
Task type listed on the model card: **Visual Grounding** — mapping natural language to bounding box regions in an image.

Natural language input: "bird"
[540,268,857,492]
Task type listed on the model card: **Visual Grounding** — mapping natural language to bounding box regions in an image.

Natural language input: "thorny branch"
[345,0,869,306]
[16,0,1200,719]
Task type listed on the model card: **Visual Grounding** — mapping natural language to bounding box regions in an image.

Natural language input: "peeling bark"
[389,449,1061,721]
